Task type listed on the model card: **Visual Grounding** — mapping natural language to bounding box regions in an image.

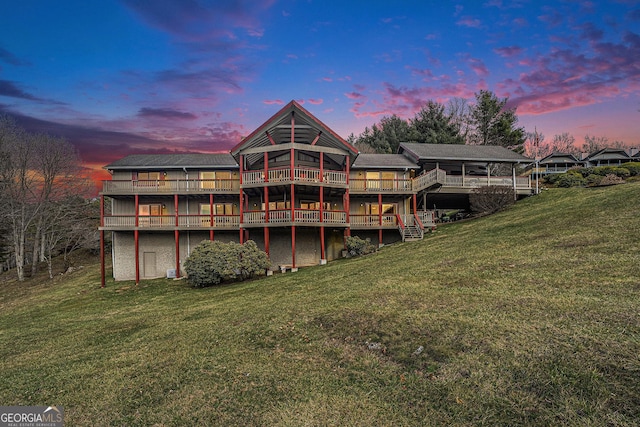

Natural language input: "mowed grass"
[1,183,639,426]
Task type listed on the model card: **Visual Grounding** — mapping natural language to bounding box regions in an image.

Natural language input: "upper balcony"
[101,178,240,195]
[101,168,532,197]
[241,167,348,188]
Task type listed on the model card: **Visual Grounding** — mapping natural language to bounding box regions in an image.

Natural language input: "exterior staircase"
[401,224,424,242]
[396,214,426,242]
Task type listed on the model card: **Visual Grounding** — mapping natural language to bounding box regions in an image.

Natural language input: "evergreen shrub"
[620,162,640,176]
[345,236,378,257]
[184,240,271,288]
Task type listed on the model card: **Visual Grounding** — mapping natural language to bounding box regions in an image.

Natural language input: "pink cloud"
[344,92,365,100]
[456,16,483,28]
[307,98,323,105]
[263,99,284,105]
[494,46,524,57]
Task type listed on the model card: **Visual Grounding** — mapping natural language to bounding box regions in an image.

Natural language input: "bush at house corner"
[184,240,271,288]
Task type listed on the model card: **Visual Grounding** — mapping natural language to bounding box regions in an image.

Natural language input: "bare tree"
[28,133,87,276]
[549,133,577,155]
[1,116,91,281]
[523,128,545,158]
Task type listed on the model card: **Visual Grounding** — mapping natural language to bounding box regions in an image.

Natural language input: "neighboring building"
[585,148,632,167]
[99,101,532,285]
[535,153,583,179]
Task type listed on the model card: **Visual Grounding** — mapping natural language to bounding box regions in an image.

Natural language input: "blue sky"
[0,0,638,180]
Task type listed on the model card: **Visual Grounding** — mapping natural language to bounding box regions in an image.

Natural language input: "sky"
[0,0,639,187]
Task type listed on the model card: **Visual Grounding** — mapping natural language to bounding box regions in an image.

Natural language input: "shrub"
[586,174,603,187]
[184,240,271,288]
[620,162,640,176]
[556,171,586,188]
[543,173,562,185]
[598,173,625,186]
[592,166,630,178]
[469,185,515,215]
[345,236,378,257]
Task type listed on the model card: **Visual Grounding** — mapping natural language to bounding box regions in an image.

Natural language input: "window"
[200,171,233,189]
[136,171,165,187]
[139,204,163,216]
[138,203,164,226]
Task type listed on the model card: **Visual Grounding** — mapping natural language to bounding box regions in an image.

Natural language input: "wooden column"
[345,155,351,238]
[175,230,180,278]
[209,194,214,241]
[134,193,139,284]
[174,194,180,278]
[378,193,383,247]
[320,183,326,263]
[239,154,244,243]
[291,226,296,268]
[100,195,105,287]
[134,230,140,285]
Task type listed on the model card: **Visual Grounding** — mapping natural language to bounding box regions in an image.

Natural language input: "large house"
[99,101,532,285]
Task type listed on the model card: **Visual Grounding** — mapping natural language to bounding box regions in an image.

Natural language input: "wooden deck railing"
[102,214,240,229]
[102,168,531,195]
[242,167,347,186]
[102,179,239,194]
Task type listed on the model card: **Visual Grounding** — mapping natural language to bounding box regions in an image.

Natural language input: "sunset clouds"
[0,0,638,183]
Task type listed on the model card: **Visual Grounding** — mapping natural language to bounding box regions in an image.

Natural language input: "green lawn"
[1,183,639,426]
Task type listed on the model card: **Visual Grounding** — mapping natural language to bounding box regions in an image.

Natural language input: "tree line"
[348,90,630,158]
[0,115,99,281]
[347,90,527,154]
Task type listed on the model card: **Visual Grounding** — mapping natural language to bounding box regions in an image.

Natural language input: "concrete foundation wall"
[112,227,349,282]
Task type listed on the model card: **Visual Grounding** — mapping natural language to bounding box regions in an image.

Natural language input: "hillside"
[1,183,639,426]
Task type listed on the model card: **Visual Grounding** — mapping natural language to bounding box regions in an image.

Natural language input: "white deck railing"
[102,179,239,193]
[103,168,531,195]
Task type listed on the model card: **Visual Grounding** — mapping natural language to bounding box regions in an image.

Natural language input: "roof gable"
[231,101,358,166]
[539,153,580,164]
[587,148,631,161]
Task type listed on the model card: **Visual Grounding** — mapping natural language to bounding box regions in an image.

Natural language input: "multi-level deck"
[99,101,533,285]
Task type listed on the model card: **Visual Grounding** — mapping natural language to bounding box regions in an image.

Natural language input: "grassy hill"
[1,183,639,426]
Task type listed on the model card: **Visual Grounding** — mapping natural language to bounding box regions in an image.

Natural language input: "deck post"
[320,226,326,264]
[378,193,383,246]
[209,194,214,241]
[100,195,105,287]
[512,165,517,200]
[291,225,296,269]
[134,229,140,285]
[175,230,180,278]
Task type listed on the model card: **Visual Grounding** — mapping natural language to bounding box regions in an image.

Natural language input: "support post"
[209,194,214,241]
[291,225,296,269]
[175,230,180,278]
[264,227,270,256]
[100,230,105,287]
[134,229,140,285]
[320,226,326,264]
[378,193,383,246]
[100,195,105,288]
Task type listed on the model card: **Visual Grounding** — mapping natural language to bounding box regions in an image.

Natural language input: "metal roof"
[105,153,238,170]
[586,148,631,161]
[399,143,531,163]
[351,154,417,169]
[539,153,581,164]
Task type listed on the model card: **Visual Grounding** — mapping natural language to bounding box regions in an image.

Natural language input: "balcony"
[241,167,347,187]
[101,214,240,230]
[349,178,413,194]
[101,179,240,195]
[241,209,348,227]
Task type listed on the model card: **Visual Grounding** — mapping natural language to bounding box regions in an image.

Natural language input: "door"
[143,252,157,278]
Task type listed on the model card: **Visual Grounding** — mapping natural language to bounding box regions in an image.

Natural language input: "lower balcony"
[242,209,348,228]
